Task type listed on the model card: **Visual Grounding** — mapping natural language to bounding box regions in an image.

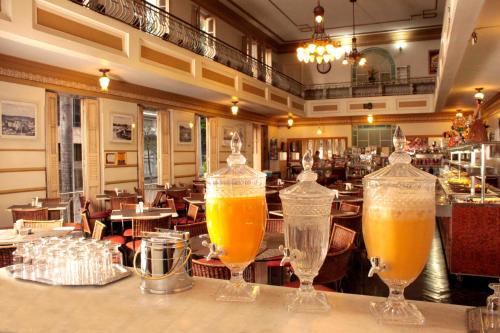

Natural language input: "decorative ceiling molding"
[479,92,500,120]
[277,26,442,53]
[0,54,272,125]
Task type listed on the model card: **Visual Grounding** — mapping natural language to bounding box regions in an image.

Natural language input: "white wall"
[0,82,46,228]
[278,39,441,85]
[171,109,197,184]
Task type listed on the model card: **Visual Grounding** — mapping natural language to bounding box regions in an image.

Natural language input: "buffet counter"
[0,269,468,333]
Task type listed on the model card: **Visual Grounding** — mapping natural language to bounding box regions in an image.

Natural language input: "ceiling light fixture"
[296,1,343,64]
[474,87,484,104]
[455,109,463,118]
[189,121,194,128]
[395,40,406,53]
[316,127,323,135]
[287,114,294,129]
[367,114,374,124]
[231,100,239,115]
[342,0,366,67]
[98,69,110,92]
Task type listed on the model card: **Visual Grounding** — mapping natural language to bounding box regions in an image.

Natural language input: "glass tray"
[6,264,131,286]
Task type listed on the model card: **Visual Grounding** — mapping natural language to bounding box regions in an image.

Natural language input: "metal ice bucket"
[133,230,193,294]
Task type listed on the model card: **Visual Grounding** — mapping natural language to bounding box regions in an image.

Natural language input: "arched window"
[352,47,396,83]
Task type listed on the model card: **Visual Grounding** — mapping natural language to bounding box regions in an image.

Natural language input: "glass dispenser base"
[215,280,259,302]
[369,300,425,326]
[286,289,331,313]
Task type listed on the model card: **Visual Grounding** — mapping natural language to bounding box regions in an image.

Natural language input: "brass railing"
[304,77,436,100]
[69,0,304,97]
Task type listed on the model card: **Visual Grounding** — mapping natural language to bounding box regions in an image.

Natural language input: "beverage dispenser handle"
[368,256,387,277]
[278,245,290,266]
[202,240,224,260]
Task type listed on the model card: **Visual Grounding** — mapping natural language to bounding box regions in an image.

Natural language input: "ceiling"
[444,0,500,112]
[220,0,444,43]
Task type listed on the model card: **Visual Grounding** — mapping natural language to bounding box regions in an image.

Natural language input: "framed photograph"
[429,50,439,74]
[0,100,37,138]
[111,114,133,143]
[105,152,117,165]
[177,122,193,145]
[222,127,244,147]
[116,151,127,165]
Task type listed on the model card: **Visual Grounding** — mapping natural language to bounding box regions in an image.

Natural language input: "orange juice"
[206,195,266,265]
[363,208,434,282]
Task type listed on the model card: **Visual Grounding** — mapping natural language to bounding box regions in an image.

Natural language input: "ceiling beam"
[277,26,443,54]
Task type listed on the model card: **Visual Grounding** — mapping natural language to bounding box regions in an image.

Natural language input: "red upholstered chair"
[265,218,287,285]
[173,204,198,225]
[265,219,284,233]
[167,188,190,214]
[331,215,363,248]
[192,258,255,283]
[339,202,361,215]
[0,245,15,268]
[84,199,112,223]
[39,197,63,220]
[110,195,137,210]
[125,216,169,253]
[174,221,207,237]
[92,221,126,245]
[11,208,48,223]
[151,191,167,208]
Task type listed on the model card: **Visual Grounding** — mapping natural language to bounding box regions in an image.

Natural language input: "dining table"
[110,208,178,220]
[183,197,205,206]
[0,227,75,246]
[7,202,69,212]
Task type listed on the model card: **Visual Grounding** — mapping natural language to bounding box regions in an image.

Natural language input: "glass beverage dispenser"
[363,126,436,325]
[204,132,266,302]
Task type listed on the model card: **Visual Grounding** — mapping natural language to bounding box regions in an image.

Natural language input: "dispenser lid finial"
[227,130,246,166]
[297,149,317,182]
[388,125,411,165]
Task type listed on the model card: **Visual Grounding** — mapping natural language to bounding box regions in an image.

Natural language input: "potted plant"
[367,67,378,83]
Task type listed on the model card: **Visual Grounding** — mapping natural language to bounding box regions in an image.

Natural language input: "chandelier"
[342,0,366,66]
[296,1,343,64]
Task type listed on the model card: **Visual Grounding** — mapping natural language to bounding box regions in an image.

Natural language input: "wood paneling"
[174,162,196,166]
[242,82,265,98]
[82,99,101,206]
[292,101,304,111]
[36,8,122,51]
[141,46,191,73]
[104,164,139,168]
[201,68,235,87]
[0,167,46,173]
[313,104,338,112]
[0,148,45,152]
[174,173,197,179]
[0,187,47,195]
[270,93,287,105]
[45,92,59,198]
[350,103,386,110]
[399,100,427,108]
[105,179,138,185]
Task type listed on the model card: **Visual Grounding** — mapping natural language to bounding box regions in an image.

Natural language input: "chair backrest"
[39,197,61,204]
[339,202,360,215]
[134,186,143,196]
[190,192,204,201]
[331,215,362,236]
[110,195,137,210]
[193,183,206,194]
[167,189,190,202]
[186,204,198,222]
[80,210,92,235]
[174,221,207,237]
[0,245,16,268]
[83,199,91,212]
[79,195,86,209]
[131,216,169,238]
[92,221,106,240]
[166,198,176,212]
[192,259,255,282]
[11,208,49,222]
[330,223,356,253]
[23,219,63,230]
[265,219,284,233]
[120,203,137,210]
[151,191,166,207]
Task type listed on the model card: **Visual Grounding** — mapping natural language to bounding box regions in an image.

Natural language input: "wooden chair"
[192,258,255,283]
[134,186,143,197]
[11,207,48,223]
[125,216,170,252]
[173,204,198,225]
[92,220,126,245]
[314,224,356,289]
[339,202,360,215]
[39,197,62,219]
[23,219,63,230]
[110,195,137,210]
[189,192,204,201]
[174,221,207,237]
[331,215,363,248]
[265,219,284,233]
[120,203,137,210]
[0,245,16,268]
[81,210,92,236]
[167,188,190,214]
[151,191,166,208]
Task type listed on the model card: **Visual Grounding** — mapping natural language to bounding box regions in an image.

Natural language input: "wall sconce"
[471,31,478,45]
[316,127,323,135]
[287,114,294,129]
[98,69,110,92]
[189,121,194,129]
[474,87,484,104]
[367,114,374,123]
[231,100,239,115]
[395,40,406,53]
[456,109,463,118]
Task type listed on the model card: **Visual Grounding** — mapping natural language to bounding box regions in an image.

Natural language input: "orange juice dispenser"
[363,126,436,325]
[204,131,266,302]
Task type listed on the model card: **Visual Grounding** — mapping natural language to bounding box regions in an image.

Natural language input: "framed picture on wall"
[429,49,439,74]
[105,152,117,165]
[177,122,193,145]
[111,114,133,143]
[116,151,127,165]
[222,127,244,147]
[0,100,37,138]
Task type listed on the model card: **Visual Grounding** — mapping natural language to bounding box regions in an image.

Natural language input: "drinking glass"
[279,150,335,312]
[363,126,436,325]
[205,132,266,302]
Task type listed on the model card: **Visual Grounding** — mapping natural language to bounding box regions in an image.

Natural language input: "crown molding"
[0,53,272,125]
[479,92,500,120]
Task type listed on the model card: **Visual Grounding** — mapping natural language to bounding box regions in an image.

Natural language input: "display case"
[411,153,443,176]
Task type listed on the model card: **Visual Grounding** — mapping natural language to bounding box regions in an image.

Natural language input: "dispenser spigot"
[368,257,387,277]
[278,245,290,266]
[202,240,224,260]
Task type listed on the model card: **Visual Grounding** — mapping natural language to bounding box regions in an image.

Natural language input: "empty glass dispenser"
[279,150,335,312]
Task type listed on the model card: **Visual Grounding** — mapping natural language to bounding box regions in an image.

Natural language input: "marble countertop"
[0,269,468,333]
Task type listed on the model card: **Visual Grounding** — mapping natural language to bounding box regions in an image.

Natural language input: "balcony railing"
[69,0,304,97]
[304,77,436,100]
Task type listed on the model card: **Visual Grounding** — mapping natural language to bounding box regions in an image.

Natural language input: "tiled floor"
[342,228,498,307]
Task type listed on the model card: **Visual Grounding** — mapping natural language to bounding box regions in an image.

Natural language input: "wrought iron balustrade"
[69,0,303,97]
[304,77,436,100]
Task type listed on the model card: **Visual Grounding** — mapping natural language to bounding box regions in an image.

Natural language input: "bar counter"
[0,269,468,332]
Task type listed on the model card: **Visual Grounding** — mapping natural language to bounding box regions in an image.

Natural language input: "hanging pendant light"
[316,127,323,135]
[231,100,239,115]
[367,114,374,124]
[98,69,110,92]
[287,114,294,129]
[342,0,366,66]
[474,88,484,104]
